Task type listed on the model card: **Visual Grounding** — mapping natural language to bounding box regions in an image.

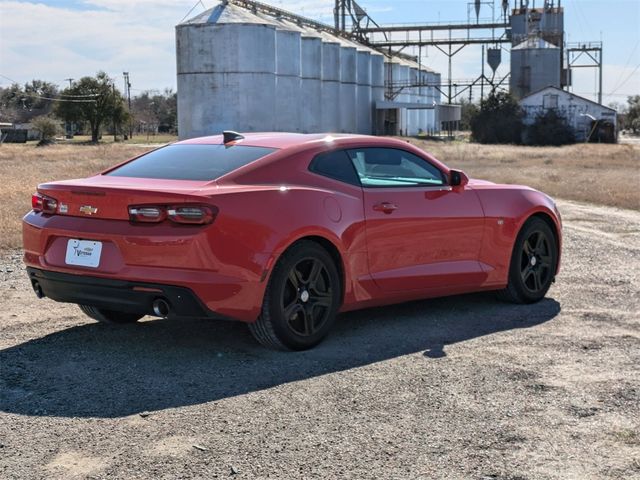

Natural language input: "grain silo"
[176,0,441,139]
[176,4,278,138]
[510,37,561,99]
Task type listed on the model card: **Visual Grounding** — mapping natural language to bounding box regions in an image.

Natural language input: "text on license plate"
[65,239,102,268]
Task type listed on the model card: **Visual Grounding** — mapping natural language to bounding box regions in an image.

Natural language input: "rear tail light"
[128,204,217,225]
[32,192,58,214]
[167,206,216,225]
[128,206,167,223]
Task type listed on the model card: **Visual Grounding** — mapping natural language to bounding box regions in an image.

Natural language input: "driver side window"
[346,148,445,187]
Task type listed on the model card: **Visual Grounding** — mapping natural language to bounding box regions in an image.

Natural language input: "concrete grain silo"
[300,33,322,133]
[274,26,301,132]
[355,50,372,134]
[370,54,385,134]
[339,45,357,133]
[176,4,278,139]
[320,37,341,132]
[176,1,441,139]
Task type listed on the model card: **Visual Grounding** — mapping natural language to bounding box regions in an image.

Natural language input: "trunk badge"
[79,205,98,215]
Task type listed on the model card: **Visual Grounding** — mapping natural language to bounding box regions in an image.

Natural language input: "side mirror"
[449,169,469,187]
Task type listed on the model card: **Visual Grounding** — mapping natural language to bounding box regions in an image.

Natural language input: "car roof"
[175,132,407,150]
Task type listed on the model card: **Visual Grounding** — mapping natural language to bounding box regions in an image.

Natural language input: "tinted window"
[346,148,445,187]
[106,144,277,181]
[309,150,360,186]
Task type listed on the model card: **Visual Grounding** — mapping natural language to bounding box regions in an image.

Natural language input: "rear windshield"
[106,144,277,181]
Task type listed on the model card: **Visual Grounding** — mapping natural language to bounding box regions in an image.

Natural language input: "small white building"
[519,86,617,142]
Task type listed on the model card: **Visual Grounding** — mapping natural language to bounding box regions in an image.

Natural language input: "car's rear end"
[23,140,280,322]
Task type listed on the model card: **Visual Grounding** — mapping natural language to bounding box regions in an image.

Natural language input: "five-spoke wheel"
[248,241,341,350]
[498,217,558,304]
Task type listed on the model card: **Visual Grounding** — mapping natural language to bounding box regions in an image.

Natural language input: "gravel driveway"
[0,199,638,479]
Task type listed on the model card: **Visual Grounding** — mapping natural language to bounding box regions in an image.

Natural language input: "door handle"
[373,202,398,214]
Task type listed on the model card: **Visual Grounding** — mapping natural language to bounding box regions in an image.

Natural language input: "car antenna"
[223,130,245,144]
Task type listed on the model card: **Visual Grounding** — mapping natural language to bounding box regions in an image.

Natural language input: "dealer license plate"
[65,239,102,268]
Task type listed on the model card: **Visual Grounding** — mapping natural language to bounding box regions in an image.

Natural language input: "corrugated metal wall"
[176,2,440,139]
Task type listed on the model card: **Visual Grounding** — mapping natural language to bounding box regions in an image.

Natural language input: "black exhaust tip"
[32,280,44,299]
[152,298,170,318]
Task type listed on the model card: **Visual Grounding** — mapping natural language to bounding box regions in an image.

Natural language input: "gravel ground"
[0,199,638,480]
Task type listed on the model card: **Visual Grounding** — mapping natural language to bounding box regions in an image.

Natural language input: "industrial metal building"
[175,1,441,140]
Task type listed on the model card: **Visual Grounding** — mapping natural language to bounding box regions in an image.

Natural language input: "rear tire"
[248,241,341,351]
[497,217,558,304]
[79,305,144,324]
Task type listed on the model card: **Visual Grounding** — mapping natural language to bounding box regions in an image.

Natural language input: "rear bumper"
[27,267,226,320]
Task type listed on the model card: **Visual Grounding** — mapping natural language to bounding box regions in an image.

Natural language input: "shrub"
[470,91,524,144]
[527,109,575,146]
[31,116,60,141]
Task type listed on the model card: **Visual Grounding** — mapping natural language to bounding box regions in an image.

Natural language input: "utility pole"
[64,78,74,88]
[123,72,132,138]
[112,83,117,142]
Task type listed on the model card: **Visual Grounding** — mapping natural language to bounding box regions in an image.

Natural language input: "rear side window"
[309,150,360,186]
[106,144,277,181]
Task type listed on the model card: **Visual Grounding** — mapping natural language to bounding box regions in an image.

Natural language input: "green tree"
[458,98,479,131]
[0,80,58,123]
[470,91,524,144]
[54,72,127,143]
[527,109,575,146]
[626,95,640,134]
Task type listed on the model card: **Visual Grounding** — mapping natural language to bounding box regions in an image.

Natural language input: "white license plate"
[65,239,102,268]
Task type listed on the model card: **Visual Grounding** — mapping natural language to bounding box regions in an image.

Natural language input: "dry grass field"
[1,140,638,250]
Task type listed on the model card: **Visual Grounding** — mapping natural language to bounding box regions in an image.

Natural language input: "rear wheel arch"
[270,235,346,304]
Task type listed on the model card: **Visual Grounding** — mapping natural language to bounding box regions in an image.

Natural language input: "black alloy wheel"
[498,217,558,304]
[248,241,341,350]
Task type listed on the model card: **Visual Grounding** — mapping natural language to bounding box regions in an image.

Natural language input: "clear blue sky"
[0,0,638,106]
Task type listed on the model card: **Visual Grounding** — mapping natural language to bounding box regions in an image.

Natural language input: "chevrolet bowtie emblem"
[79,205,98,215]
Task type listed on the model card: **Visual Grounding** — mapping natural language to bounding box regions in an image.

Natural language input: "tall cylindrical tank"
[300,35,322,133]
[176,6,277,139]
[408,67,419,135]
[275,28,301,132]
[355,50,372,134]
[371,54,385,135]
[321,41,341,132]
[339,45,357,133]
[418,69,427,134]
[391,62,409,135]
[510,39,561,99]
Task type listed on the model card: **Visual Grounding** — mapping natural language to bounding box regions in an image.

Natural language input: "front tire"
[248,241,341,351]
[79,305,144,324]
[497,217,558,304]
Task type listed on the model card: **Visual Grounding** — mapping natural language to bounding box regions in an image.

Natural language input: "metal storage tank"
[300,33,322,133]
[320,38,341,132]
[176,3,278,139]
[417,69,428,134]
[371,54,385,135]
[339,45,357,133]
[274,27,301,132]
[510,38,561,99]
[408,67,420,135]
[355,50,372,134]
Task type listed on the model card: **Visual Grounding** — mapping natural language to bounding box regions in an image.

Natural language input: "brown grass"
[1,140,638,250]
[407,139,640,210]
[0,143,153,250]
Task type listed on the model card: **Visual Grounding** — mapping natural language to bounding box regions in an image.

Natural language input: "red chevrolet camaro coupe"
[23,132,561,350]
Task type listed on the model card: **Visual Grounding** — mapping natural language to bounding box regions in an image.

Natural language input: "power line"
[608,63,640,96]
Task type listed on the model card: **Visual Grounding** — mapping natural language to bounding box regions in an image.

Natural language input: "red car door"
[346,147,485,292]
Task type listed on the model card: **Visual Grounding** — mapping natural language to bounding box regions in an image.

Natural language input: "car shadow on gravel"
[0,294,560,418]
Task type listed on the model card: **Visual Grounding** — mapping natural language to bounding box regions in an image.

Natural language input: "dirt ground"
[0,198,638,479]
